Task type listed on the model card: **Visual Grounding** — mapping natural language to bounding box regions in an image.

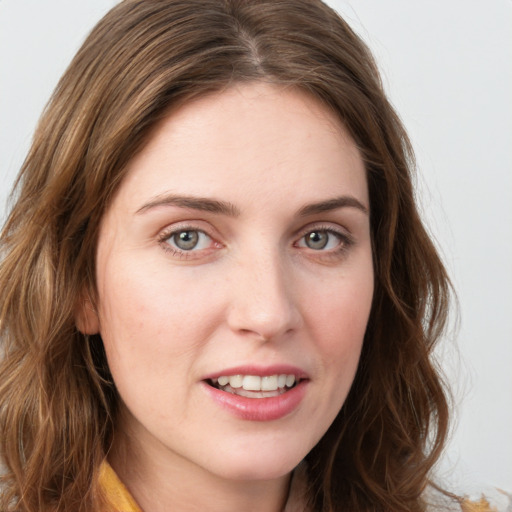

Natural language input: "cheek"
[311,274,373,349]
[297,270,373,443]
[304,267,373,401]
[95,267,205,417]
[96,262,225,368]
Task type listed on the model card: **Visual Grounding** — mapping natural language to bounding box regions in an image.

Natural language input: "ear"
[75,292,100,335]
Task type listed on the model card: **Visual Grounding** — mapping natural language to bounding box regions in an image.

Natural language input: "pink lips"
[201,365,309,421]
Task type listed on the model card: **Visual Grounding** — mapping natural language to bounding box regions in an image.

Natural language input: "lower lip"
[202,380,308,421]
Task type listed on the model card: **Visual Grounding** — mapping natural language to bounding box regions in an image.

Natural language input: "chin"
[206,441,308,482]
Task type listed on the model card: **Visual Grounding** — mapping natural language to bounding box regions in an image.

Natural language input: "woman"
[0,0,492,511]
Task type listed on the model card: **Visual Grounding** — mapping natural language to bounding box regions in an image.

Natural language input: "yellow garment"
[100,462,142,512]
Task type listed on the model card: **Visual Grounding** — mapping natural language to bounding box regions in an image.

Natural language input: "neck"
[108,424,293,512]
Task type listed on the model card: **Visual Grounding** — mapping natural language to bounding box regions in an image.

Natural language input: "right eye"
[164,229,212,252]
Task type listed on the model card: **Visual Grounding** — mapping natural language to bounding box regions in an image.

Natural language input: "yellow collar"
[100,462,142,512]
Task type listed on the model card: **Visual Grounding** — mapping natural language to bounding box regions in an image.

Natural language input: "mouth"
[207,374,300,398]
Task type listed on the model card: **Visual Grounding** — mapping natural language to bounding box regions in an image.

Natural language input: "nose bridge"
[227,243,301,340]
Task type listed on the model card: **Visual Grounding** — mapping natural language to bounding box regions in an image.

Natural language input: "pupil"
[175,231,199,250]
[306,231,328,250]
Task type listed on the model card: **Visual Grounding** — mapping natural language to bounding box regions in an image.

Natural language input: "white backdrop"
[1,0,511,493]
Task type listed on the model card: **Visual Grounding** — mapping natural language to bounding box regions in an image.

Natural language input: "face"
[83,83,373,483]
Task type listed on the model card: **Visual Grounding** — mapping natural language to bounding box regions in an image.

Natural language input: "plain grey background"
[1,0,511,494]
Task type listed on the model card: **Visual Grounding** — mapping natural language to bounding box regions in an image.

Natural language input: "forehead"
[112,83,368,213]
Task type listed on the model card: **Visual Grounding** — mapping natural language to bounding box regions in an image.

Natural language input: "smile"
[203,369,308,420]
[208,374,298,398]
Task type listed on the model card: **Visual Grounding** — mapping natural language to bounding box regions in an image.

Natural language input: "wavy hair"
[0,0,452,510]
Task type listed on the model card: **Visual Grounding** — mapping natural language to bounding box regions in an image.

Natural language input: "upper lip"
[202,364,309,381]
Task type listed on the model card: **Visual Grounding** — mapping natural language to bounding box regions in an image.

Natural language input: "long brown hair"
[0,0,452,510]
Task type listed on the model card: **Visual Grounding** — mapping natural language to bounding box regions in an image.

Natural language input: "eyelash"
[157,224,354,260]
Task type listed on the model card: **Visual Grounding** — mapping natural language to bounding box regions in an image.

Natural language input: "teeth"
[218,376,229,386]
[286,374,295,387]
[243,375,261,391]
[261,375,278,391]
[229,375,243,388]
[213,374,297,392]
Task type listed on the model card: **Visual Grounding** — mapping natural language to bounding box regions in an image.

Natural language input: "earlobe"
[75,295,100,335]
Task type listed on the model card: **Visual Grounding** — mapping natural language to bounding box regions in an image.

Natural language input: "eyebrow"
[136,194,241,216]
[298,196,369,216]
[136,193,368,217]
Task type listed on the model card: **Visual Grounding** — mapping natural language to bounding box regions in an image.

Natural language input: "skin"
[79,83,374,512]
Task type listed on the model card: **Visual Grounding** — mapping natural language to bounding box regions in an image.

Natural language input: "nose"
[226,250,302,342]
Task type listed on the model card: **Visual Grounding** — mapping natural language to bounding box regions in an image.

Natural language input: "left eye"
[297,230,342,251]
[166,230,212,251]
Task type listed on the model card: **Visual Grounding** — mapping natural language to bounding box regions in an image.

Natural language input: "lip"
[201,364,309,421]
[202,380,308,421]
[202,364,309,380]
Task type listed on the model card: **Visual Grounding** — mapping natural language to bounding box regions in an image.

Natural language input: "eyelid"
[295,222,352,241]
